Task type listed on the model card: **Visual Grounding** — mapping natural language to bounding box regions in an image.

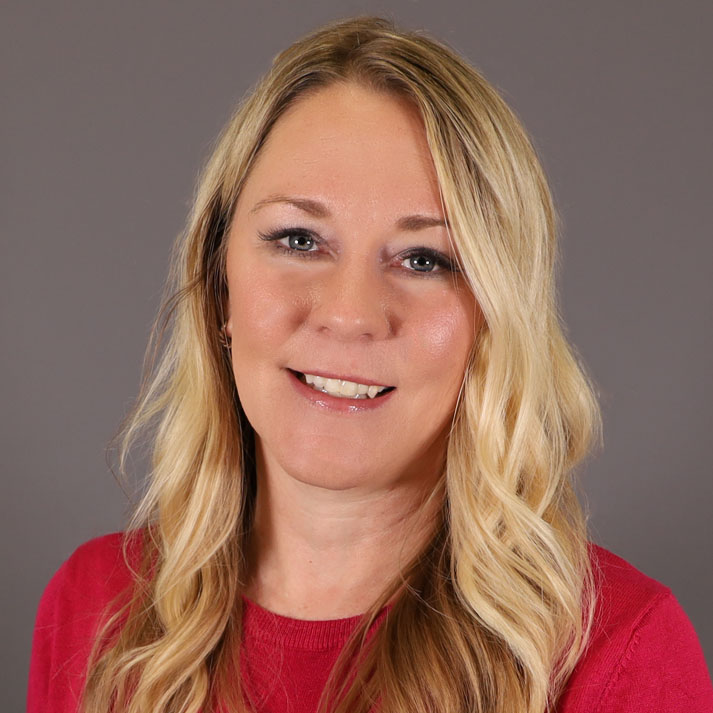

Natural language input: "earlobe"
[219,318,233,350]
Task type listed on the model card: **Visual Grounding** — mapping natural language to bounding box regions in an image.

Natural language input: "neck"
[244,449,444,620]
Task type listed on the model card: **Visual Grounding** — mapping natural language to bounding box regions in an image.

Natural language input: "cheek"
[412,295,476,380]
[226,266,301,429]
[227,265,304,352]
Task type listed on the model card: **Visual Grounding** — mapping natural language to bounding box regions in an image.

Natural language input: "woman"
[28,16,712,713]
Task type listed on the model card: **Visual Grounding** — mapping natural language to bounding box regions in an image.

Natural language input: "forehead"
[236,82,443,218]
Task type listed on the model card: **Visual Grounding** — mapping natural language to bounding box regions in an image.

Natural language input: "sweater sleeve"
[27,558,70,712]
[26,533,132,713]
[596,591,713,713]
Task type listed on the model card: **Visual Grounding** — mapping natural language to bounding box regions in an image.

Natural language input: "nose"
[308,259,394,341]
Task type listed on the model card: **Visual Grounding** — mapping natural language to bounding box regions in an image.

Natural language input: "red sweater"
[28,533,713,712]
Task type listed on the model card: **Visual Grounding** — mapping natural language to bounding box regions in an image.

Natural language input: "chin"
[278,447,385,491]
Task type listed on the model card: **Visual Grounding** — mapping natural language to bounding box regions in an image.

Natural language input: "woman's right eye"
[258,228,320,255]
[282,233,316,251]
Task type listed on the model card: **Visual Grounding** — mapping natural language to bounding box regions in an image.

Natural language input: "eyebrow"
[250,195,448,230]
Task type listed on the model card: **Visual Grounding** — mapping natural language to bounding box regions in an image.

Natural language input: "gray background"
[2,1,711,709]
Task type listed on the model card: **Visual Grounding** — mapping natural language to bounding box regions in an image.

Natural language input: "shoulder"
[27,532,141,712]
[557,543,713,713]
[54,530,130,578]
[31,529,141,650]
[588,543,671,636]
[40,531,137,614]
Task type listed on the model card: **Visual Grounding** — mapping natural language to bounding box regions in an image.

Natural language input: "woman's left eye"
[399,249,456,275]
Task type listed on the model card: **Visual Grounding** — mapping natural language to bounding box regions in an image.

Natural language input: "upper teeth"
[303,373,390,399]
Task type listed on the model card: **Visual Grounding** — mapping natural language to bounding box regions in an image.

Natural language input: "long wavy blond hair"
[82,16,601,713]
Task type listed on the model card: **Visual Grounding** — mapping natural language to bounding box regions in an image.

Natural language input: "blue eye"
[399,248,456,275]
[406,254,436,272]
[284,233,316,251]
[258,228,320,255]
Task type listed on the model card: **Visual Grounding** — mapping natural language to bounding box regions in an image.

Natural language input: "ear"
[222,290,233,338]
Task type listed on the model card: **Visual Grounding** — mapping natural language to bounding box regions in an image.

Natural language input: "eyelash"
[257,227,458,276]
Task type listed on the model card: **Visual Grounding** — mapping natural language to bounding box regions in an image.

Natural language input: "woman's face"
[225,82,480,492]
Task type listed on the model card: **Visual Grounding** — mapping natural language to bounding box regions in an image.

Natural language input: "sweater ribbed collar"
[241,595,389,651]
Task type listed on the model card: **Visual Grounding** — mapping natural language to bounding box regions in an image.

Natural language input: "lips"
[289,369,395,399]
[289,367,393,387]
[287,369,396,410]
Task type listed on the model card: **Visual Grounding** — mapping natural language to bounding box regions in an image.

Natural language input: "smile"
[292,370,395,399]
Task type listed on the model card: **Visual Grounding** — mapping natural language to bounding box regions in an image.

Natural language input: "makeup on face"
[224,82,477,492]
